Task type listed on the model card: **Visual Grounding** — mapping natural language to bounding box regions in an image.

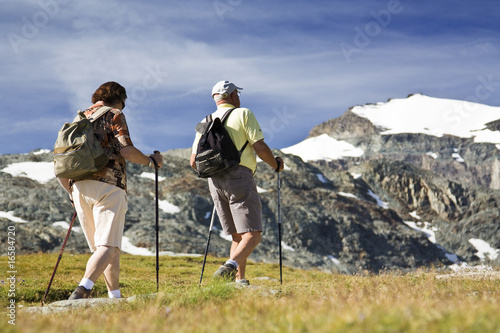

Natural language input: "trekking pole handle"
[274,157,282,172]
[150,151,161,169]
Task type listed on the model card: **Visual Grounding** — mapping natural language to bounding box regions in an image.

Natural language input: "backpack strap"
[206,114,213,125]
[197,108,234,134]
[220,108,235,125]
[87,106,112,122]
[220,108,248,154]
[238,140,249,154]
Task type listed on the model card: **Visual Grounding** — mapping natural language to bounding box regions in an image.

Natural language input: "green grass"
[1,254,499,333]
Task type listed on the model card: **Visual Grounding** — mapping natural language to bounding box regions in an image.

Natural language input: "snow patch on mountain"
[159,200,181,214]
[140,172,166,182]
[350,94,500,144]
[0,211,28,223]
[1,162,55,183]
[282,134,364,161]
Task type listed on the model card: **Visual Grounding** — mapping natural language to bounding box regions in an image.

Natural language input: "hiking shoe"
[236,279,250,286]
[213,263,237,280]
[68,286,92,300]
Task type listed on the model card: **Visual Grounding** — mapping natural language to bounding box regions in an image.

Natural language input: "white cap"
[211,80,243,97]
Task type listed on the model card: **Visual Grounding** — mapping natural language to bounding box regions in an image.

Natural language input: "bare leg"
[229,237,244,279]
[83,246,120,284]
[103,250,120,291]
[230,231,261,280]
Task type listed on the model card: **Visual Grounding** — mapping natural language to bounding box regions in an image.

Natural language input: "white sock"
[79,278,94,290]
[225,259,238,269]
[108,289,121,298]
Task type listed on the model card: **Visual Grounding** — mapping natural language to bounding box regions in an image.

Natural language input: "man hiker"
[190,80,284,285]
[57,81,163,299]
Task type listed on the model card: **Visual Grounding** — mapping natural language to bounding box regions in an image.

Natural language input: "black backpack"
[194,108,248,178]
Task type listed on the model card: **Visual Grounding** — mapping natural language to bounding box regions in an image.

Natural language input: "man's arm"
[252,139,284,172]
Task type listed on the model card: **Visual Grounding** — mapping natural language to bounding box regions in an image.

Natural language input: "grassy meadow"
[1,253,499,333]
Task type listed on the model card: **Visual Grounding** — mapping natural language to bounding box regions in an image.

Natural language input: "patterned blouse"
[77,103,134,190]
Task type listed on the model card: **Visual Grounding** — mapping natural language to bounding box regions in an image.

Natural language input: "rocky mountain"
[1,94,499,274]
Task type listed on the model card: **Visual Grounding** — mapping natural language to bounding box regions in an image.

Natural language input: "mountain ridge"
[1,94,499,273]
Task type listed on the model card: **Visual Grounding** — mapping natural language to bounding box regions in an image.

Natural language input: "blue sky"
[1,0,499,155]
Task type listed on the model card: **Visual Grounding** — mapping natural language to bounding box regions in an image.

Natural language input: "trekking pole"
[151,151,161,292]
[199,206,217,285]
[41,210,77,306]
[277,171,283,285]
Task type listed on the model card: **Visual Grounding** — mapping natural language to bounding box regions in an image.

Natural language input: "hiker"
[57,81,163,299]
[190,80,284,285]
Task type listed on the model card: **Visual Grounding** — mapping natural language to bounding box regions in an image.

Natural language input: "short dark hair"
[91,81,127,105]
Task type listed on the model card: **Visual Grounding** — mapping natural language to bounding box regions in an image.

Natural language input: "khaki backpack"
[53,106,112,180]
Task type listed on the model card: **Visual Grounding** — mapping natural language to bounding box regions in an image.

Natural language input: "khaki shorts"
[208,166,262,235]
[72,180,127,252]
